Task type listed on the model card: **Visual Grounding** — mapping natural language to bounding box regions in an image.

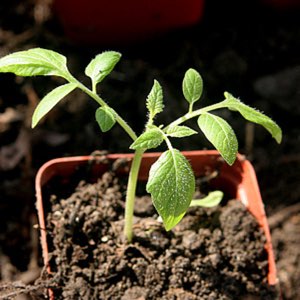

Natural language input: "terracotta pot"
[52,0,205,45]
[35,150,278,297]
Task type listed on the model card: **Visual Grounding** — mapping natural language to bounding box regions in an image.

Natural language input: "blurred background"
[0,0,299,298]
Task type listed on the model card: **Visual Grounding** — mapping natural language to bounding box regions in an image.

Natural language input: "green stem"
[66,75,142,242]
[165,100,227,130]
[92,81,97,94]
[70,77,138,141]
[124,148,145,242]
[157,126,173,151]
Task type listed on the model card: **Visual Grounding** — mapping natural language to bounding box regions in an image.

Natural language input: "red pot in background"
[52,0,205,45]
[35,150,278,290]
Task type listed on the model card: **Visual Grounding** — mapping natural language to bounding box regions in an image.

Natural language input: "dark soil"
[0,0,300,299]
[45,169,276,300]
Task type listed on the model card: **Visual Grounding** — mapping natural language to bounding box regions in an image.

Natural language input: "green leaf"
[166,125,197,138]
[224,92,282,143]
[190,191,223,208]
[0,48,71,79]
[130,127,164,150]
[198,113,238,165]
[85,51,121,85]
[146,80,164,120]
[182,68,203,104]
[32,83,77,128]
[146,149,195,231]
[95,106,116,132]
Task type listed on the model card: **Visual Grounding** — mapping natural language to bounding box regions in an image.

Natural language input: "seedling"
[0,49,282,242]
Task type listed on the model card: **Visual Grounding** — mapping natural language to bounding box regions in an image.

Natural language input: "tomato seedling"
[0,48,282,242]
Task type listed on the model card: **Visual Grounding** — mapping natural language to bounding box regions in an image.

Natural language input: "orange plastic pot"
[52,0,205,45]
[35,150,278,297]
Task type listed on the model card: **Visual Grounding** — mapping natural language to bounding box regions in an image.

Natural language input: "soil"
[0,0,300,299]
[44,168,276,300]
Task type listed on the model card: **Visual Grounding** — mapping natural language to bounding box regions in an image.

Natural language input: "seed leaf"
[85,51,121,85]
[95,106,116,132]
[166,125,197,138]
[0,48,70,79]
[224,92,282,143]
[198,113,238,165]
[32,83,77,128]
[146,80,164,120]
[182,68,203,104]
[130,128,164,150]
[190,191,223,208]
[146,149,195,231]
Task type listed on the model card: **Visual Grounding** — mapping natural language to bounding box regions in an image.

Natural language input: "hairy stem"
[124,148,145,242]
[71,78,138,141]
[67,76,143,242]
[165,100,228,130]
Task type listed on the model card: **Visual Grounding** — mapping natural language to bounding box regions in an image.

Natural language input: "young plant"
[0,48,282,242]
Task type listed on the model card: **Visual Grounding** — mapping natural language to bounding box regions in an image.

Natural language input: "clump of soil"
[45,171,277,300]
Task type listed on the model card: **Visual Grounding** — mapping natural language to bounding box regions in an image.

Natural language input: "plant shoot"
[0,48,282,242]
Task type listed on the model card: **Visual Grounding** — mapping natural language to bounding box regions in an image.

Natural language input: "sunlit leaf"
[224,92,282,143]
[0,48,71,79]
[190,191,223,208]
[95,106,116,132]
[146,149,195,230]
[130,127,164,150]
[146,80,164,120]
[166,125,197,138]
[198,113,238,165]
[85,51,121,85]
[32,83,77,128]
[182,68,203,104]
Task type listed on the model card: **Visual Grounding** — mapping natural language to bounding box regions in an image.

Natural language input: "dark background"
[0,0,299,299]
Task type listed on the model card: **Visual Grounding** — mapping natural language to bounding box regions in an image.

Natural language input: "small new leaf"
[0,48,71,79]
[146,80,164,121]
[85,51,121,86]
[198,113,238,165]
[146,149,195,231]
[166,125,197,138]
[32,83,77,128]
[224,92,282,143]
[130,127,164,150]
[190,191,223,208]
[95,106,116,132]
[182,68,203,104]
